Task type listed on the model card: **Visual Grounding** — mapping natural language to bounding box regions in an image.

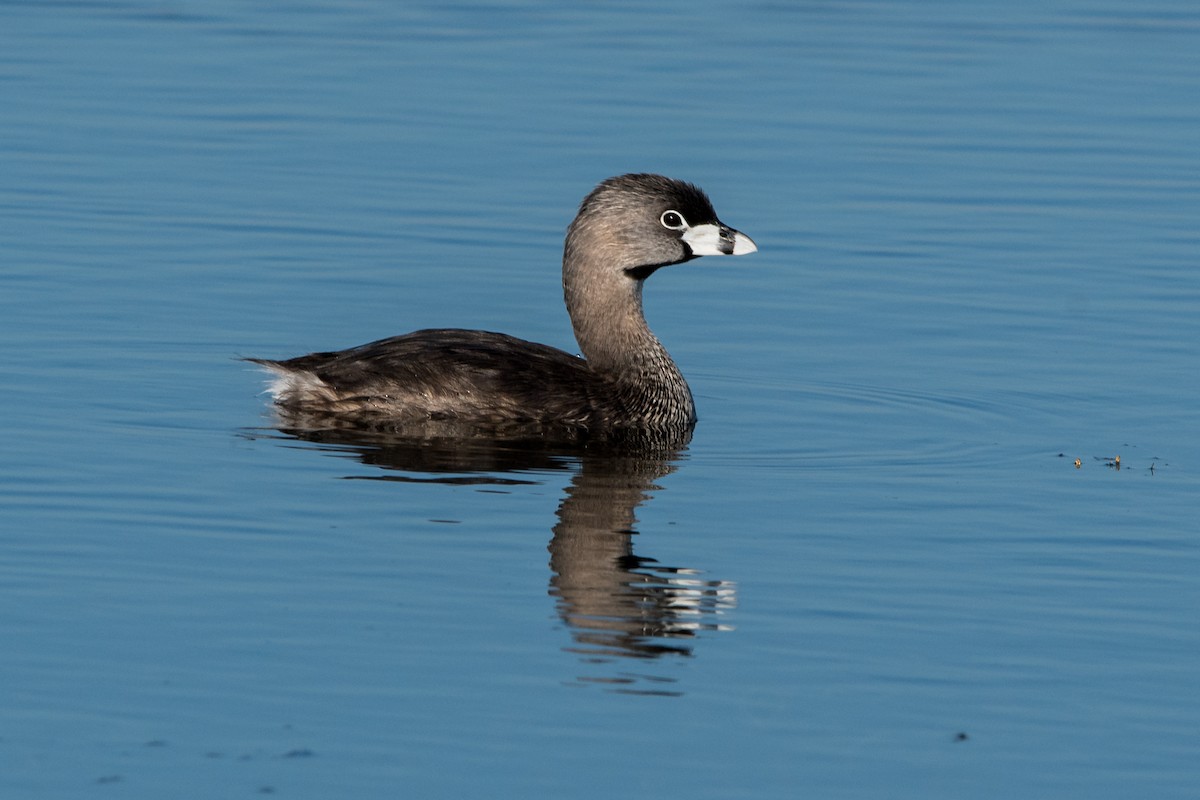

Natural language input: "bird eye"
[660,210,687,230]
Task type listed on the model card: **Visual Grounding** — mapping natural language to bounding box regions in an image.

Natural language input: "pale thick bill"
[681,222,758,257]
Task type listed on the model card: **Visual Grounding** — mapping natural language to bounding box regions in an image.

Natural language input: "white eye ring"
[660,210,688,230]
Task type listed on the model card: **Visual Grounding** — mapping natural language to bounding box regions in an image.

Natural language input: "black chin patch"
[624,254,698,281]
[624,264,662,281]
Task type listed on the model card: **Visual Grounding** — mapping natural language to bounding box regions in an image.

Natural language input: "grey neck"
[568,278,672,373]
[563,241,695,423]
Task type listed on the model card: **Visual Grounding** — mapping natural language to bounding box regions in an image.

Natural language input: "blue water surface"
[2,2,1199,798]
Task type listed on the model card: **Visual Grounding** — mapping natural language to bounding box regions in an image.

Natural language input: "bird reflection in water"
[548,446,735,694]
[249,418,735,695]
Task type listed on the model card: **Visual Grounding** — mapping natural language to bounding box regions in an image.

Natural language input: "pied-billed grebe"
[248,174,756,433]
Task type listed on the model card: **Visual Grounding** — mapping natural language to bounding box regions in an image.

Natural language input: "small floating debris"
[1064,450,1165,473]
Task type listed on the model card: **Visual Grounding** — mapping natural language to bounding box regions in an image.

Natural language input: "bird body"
[248,174,756,435]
